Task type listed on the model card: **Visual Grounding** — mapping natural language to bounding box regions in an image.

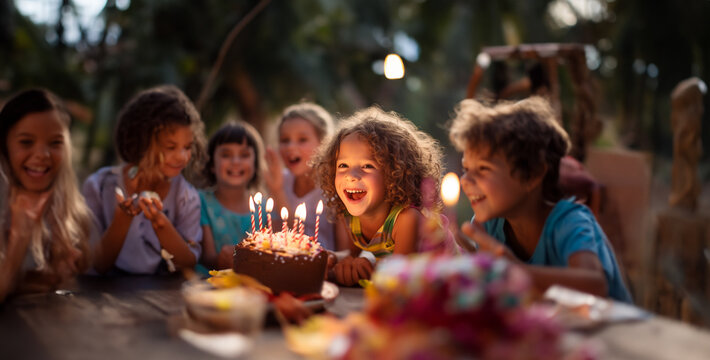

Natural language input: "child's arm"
[520,252,608,297]
[334,219,351,251]
[329,216,370,286]
[199,225,218,270]
[139,197,198,269]
[0,192,50,301]
[460,222,609,297]
[92,193,138,274]
[391,208,420,254]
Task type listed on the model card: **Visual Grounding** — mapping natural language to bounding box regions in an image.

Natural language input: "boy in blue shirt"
[449,97,631,302]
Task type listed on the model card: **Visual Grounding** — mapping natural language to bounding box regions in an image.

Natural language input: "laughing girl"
[312,107,444,286]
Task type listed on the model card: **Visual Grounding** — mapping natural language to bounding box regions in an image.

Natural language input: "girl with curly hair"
[0,89,92,302]
[450,97,631,302]
[82,85,207,274]
[312,107,445,286]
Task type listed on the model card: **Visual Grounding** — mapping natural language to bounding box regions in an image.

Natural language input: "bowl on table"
[181,279,268,334]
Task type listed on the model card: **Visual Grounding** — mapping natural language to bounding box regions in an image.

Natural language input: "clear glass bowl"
[181,279,268,334]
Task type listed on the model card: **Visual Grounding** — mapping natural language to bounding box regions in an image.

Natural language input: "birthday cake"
[232,228,328,296]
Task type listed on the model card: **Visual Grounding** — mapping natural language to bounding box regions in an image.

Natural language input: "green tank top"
[346,205,405,258]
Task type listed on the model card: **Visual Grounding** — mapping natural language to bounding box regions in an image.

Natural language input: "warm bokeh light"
[254,192,263,204]
[266,198,274,212]
[384,54,405,79]
[280,207,288,220]
[295,203,307,220]
[441,172,460,207]
[249,195,255,212]
[316,200,324,215]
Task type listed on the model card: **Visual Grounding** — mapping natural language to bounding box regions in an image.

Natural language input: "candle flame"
[384,54,405,79]
[316,200,324,215]
[254,192,263,204]
[441,172,461,207]
[295,203,307,220]
[266,198,274,212]
[249,195,255,212]
[280,207,288,220]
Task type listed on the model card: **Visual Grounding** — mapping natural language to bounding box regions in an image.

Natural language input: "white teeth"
[470,194,485,201]
[345,189,365,194]
[27,166,47,172]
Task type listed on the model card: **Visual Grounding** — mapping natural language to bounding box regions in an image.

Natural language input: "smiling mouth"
[226,169,247,177]
[469,194,485,204]
[345,189,366,201]
[25,166,50,177]
[286,156,301,166]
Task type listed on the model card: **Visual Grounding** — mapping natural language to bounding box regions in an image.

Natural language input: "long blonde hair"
[0,89,91,272]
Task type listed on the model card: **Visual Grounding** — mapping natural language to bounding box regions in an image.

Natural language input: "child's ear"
[524,163,548,191]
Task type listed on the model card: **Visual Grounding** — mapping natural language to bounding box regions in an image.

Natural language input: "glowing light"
[266,198,274,212]
[384,54,405,79]
[295,203,307,221]
[441,172,461,207]
[295,203,307,235]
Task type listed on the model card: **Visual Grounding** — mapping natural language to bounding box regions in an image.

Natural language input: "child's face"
[334,134,388,218]
[6,110,66,193]
[156,125,193,178]
[278,118,320,177]
[460,146,529,223]
[212,141,255,189]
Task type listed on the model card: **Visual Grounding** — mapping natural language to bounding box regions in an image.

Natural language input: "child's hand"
[138,195,167,229]
[263,147,284,192]
[272,292,312,325]
[332,256,373,286]
[325,251,338,280]
[460,222,517,261]
[51,244,83,283]
[9,190,51,239]
[114,187,140,216]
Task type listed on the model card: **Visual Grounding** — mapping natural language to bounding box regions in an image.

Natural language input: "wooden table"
[1,275,709,359]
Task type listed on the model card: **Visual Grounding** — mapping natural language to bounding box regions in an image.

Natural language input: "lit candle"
[254,192,263,230]
[266,198,274,233]
[295,203,307,235]
[440,172,461,228]
[441,172,460,207]
[314,200,323,244]
[249,195,256,234]
[280,207,288,234]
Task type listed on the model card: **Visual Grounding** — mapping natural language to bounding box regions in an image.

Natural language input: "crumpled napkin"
[178,329,253,358]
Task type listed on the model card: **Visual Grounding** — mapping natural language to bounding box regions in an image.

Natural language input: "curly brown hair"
[312,107,443,219]
[449,97,571,201]
[114,85,206,184]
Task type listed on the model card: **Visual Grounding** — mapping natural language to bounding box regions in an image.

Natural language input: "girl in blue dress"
[197,121,266,274]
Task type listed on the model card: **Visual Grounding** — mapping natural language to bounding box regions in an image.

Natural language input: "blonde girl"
[0,89,92,301]
[265,102,348,251]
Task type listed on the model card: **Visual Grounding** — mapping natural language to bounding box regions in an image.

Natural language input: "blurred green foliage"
[1,0,709,180]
